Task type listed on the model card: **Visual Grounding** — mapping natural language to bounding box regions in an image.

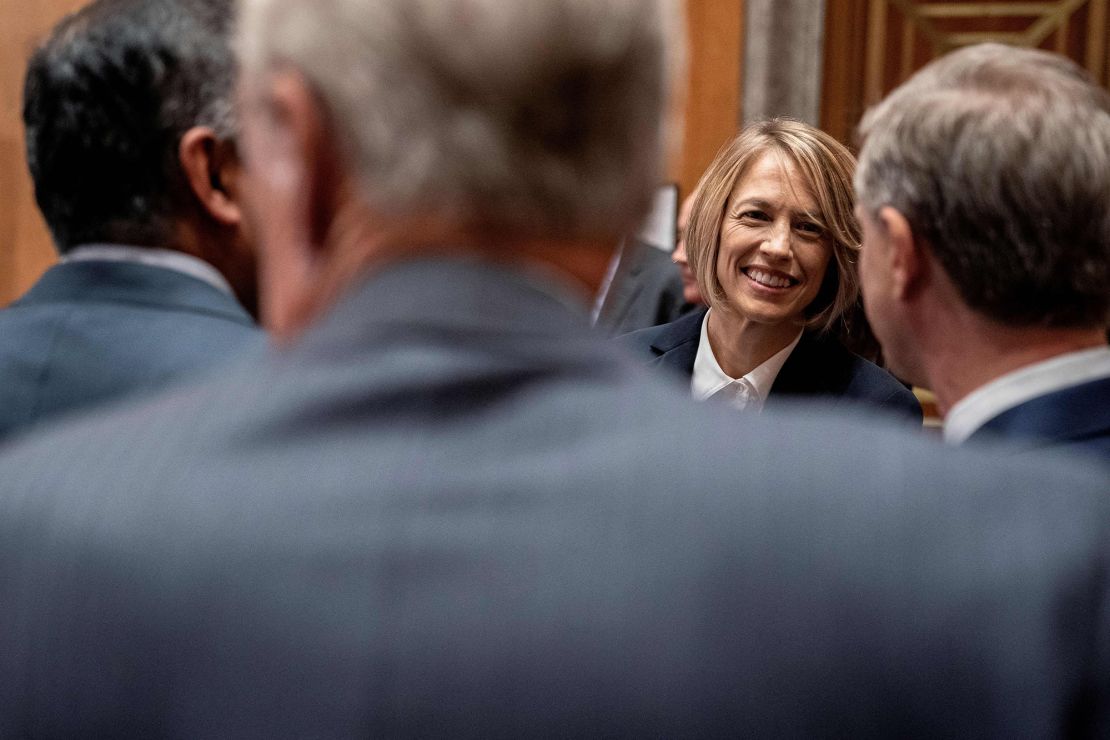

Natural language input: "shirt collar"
[944,345,1110,444]
[63,244,234,297]
[691,308,803,410]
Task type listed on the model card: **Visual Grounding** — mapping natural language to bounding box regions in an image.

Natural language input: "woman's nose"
[760,221,792,258]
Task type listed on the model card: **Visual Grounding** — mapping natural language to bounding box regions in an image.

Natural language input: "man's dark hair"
[23,0,236,252]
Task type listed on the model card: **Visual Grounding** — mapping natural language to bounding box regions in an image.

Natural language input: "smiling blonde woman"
[623,119,920,421]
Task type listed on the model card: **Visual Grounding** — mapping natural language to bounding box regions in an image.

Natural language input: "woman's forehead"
[728,151,819,212]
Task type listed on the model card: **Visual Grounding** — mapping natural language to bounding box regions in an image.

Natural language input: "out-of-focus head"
[24,0,238,249]
[684,119,860,333]
[235,0,683,335]
[672,192,703,305]
[856,43,1110,339]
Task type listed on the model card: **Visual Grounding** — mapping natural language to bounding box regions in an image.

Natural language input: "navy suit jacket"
[0,259,261,438]
[622,307,922,421]
[0,259,1107,736]
[967,375,1110,462]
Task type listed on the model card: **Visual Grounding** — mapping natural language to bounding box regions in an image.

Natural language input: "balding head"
[234,0,682,336]
[237,0,680,241]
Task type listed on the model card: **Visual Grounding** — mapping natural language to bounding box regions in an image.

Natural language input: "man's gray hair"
[855,43,1110,328]
[237,0,682,240]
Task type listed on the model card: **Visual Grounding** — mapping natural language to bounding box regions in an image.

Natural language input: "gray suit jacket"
[595,240,692,334]
[0,259,262,439]
[0,258,1108,737]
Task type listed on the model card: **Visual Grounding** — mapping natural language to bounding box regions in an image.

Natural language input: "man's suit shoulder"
[0,260,261,438]
[781,334,921,419]
[1,262,1107,734]
[971,374,1110,460]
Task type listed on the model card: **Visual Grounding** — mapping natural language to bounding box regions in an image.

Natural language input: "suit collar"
[298,257,604,360]
[945,347,1110,444]
[967,376,1110,449]
[646,306,706,376]
[14,260,254,326]
[63,244,234,297]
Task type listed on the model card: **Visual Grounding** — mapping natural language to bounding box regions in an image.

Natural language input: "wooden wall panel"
[0,0,89,306]
[822,0,1110,145]
[674,0,745,199]
[0,139,14,300]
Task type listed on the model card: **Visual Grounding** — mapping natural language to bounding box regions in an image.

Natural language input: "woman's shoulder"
[617,306,706,355]
[788,333,922,420]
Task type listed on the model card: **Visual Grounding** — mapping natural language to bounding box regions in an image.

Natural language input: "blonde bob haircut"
[685,118,861,335]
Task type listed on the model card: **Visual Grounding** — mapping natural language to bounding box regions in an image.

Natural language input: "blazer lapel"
[647,307,705,376]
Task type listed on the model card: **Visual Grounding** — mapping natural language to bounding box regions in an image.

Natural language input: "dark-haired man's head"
[23,0,256,312]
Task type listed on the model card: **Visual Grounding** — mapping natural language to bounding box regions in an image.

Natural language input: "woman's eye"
[740,210,769,222]
[795,221,823,236]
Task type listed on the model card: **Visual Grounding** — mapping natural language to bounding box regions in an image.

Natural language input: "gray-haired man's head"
[233,0,683,336]
[855,43,1110,331]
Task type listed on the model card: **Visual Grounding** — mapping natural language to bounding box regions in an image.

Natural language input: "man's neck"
[270,210,619,342]
[923,316,1106,416]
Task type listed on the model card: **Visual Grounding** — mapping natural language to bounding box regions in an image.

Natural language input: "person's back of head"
[24,0,254,308]
[856,43,1110,331]
[235,0,682,333]
[238,0,676,242]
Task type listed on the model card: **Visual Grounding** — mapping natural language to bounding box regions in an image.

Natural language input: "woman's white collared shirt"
[691,309,802,412]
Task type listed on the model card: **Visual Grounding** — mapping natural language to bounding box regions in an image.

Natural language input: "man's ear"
[237,68,350,338]
[179,127,242,227]
[876,206,924,300]
[264,70,344,253]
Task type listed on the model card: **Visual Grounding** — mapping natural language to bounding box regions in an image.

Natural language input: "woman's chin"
[720,300,806,330]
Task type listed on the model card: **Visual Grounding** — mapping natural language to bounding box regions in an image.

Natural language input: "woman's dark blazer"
[621,307,922,422]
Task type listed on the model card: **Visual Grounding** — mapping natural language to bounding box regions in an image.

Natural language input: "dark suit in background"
[595,240,692,334]
[623,306,922,420]
[967,375,1110,460]
[0,259,261,438]
[0,259,1107,737]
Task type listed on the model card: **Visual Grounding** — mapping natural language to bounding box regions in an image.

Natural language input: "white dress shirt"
[64,244,234,297]
[691,308,802,412]
[944,345,1110,444]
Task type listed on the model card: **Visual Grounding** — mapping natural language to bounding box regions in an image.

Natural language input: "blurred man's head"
[671,192,703,306]
[854,43,1110,387]
[234,0,682,337]
[24,0,257,311]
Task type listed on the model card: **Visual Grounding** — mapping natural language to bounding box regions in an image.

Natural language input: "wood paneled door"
[822,0,1110,145]
[677,0,745,199]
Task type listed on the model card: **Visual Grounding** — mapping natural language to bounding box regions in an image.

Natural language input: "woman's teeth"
[745,268,793,289]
